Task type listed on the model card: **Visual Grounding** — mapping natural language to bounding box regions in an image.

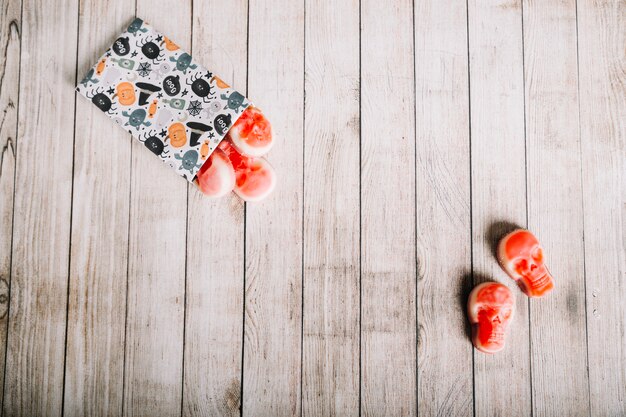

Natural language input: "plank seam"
[464,0,476,415]
[0,0,23,413]
[240,0,251,414]
[411,0,419,415]
[121,134,132,417]
[519,2,534,416]
[299,0,306,415]
[60,0,82,414]
[358,0,363,414]
[180,3,194,416]
[121,6,139,417]
[573,1,593,415]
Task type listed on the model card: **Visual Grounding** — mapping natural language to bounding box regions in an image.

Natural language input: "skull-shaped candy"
[497,229,554,297]
[467,282,515,354]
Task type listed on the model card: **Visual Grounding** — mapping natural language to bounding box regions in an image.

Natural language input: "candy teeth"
[195,148,236,198]
[529,273,550,290]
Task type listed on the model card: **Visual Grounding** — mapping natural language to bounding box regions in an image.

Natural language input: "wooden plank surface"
[302,0,360,415]
[182,0,247,416]
[360,0,417,415]
[0,0,20,410]
[414,0,473,415]
[467,1,532,415]
[243,0,304,415]
[2,0,78,415]
[0,0,624,415]
[578,0,626,415]
[523,0,590,414]
[63,2,133,416]
[123,4,190,416]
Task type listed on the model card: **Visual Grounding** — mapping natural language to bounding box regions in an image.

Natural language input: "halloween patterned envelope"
[76,17,251,182]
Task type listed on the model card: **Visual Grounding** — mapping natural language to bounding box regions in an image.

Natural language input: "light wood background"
[0,0,624,416]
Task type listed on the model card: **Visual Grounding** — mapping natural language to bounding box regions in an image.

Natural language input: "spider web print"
[187,100,202,116]
[137,62,151,77]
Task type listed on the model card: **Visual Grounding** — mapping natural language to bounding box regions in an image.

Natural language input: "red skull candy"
[226,106,274,157]
[218,140,276,202]
[195,107,276,202]
[498,229,554,297]
[195,148,236,198]
[467,282,515,354]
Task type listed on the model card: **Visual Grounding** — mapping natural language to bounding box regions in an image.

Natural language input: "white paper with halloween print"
[76,17,251,182]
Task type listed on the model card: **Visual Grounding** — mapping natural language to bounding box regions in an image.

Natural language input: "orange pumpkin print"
[114,82,136,106]
[167,122,187,148]
[162,36,179,51]
[148,99,158,119]
[96,58,107,75]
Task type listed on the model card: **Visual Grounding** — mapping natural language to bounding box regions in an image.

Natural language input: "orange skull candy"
[498,229,554,297]
[467,282,515,354]
[167,122,187,148]
[114,82,136,106]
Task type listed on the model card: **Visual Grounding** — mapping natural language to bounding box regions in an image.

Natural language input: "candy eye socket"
[532,247,543,262]
[476,307,493,321]
[514,258,528,273]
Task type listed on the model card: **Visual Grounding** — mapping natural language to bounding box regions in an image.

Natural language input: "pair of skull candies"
[467,229,555,354]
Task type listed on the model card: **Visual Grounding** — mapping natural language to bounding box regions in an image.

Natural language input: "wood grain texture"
[523,0,590,415]
[243,0,304,415]
[0,0,20,410]
[63,3,134,416]
[578,0,626,415]
[467,0,532,415]
[414,1,473,415]
[0,0,625,414]
[360,0,416,415]
[2,0,78,415]
[123,4,190,416]
[302,0,360,415]
[182,1,247,416]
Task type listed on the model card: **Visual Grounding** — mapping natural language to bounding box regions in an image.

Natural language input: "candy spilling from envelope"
[195,107,276,201]
[76,18,276,202]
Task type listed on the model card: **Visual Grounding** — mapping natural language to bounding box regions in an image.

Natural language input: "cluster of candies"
[467,229,555,354]
[195,106,276,201]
